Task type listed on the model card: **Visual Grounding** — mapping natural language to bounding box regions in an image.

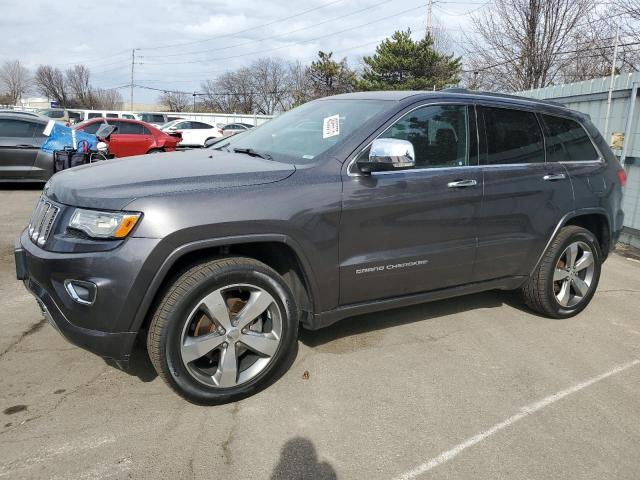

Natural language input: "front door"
[340,103,483,305]
[0,118,41,179]
[109,121,154,157]
[473,105,574,281]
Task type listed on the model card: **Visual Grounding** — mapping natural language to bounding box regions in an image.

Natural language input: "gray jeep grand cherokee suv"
[15,90,626,404]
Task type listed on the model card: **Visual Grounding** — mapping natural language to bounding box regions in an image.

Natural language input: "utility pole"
[130,49,135,112]
[193,93,196,113]
[603,25,620,143]
[427,0,433,38]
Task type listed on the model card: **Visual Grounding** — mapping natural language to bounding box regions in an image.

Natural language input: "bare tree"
[34,65,70,107]
[200,68,256,114]
[93,88,123,110]
[466,0,595,91]
[158,90,191,111]
[251,58,293,115]
[66,65,95,108]
[0,60,31,106]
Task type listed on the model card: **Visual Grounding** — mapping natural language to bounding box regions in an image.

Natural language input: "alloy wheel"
[179,283,282,388]
[553,241,596,308]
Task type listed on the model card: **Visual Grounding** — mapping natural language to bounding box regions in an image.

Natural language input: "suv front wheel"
[148,257,298,404]
[522,225,602,318]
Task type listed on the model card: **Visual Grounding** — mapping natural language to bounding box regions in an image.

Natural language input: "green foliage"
[357,29,462,91]
[307,51,356,99]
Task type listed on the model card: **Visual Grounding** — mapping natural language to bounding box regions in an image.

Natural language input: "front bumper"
[15,230,161,361]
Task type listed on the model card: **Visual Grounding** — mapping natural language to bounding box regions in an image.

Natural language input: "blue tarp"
[41,122,98,153]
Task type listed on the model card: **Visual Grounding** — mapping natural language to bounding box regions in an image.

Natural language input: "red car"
[74,118,181,158]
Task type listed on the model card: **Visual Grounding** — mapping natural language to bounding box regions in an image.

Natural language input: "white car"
[162,120,223,147]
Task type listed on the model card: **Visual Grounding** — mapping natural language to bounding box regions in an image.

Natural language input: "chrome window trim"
[347,101,473,177]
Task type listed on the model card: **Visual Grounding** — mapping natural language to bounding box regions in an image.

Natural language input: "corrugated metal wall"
[519,73,640,243]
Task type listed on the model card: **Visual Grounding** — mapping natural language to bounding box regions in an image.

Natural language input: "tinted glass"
[152,115,165,123]
[0,119,38,137]
[88,113,102,119]
[377,104,469,168]
[174,122,191,129]
[191,122,212,129]
[482,107,544,164]
[116,122,145,135]
[542,114,599,162]
[142,126,151,135]
[106,113,118,118]
[81,122,103,134]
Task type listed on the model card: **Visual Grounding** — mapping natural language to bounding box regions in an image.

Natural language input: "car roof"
[0,112,48,123]
[323,89,582,119]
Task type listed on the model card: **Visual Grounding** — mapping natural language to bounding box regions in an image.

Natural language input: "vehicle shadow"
[0,183,44,191]
[270,437,337,480]
[106,342,158,383]
[299,289,529,347]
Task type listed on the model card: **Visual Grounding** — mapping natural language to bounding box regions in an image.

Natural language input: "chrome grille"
[28,197,60,247]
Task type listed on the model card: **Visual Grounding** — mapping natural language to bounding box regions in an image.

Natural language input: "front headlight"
[69,208,141,239]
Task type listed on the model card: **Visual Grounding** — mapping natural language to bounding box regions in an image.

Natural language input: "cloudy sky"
[0,0,486,103]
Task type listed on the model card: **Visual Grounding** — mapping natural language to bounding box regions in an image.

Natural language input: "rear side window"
[191,122,212,129]
[481,107,544,164]
[0,119,38,137]
[152,115,165,123]
[117,122,144,135]
[81,122,104,134]
[88,113,102,119]
[542,114,599,162]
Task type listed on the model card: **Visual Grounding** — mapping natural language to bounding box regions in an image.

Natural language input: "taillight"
[617,169,627,187]
[218,128,223,134]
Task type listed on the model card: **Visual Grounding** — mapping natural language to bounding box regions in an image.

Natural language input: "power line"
[141,0,395,59]
[137,0,347,51]
[141,3,427,66]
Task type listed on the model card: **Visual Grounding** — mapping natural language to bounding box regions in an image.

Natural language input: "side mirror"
[357,138,415,174]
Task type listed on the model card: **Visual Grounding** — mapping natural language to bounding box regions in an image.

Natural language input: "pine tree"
[357,30,461,91]
[307,51,356,99]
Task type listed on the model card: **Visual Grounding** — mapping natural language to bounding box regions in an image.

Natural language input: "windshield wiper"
[232,147,272,160]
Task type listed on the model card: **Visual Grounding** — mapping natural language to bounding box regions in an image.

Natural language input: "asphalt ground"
[1,184,640,479]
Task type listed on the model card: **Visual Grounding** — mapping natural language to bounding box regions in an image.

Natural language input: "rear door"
[473,105,573,282]
[539,113,605,209]
[0,118,42,179]
[340,103,483,304]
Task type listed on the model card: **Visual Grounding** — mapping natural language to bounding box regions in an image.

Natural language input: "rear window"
[542,114,599,162]
[81,122,104,134]
[481,107,544,164]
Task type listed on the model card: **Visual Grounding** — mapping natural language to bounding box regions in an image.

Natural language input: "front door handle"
[447,179,478,188]
[543,173,566,181]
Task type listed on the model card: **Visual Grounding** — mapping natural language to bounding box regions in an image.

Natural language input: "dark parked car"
[0,112,53,182]
[15,90,625,404]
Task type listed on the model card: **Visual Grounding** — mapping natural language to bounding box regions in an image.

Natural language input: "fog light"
[64,280,97,305]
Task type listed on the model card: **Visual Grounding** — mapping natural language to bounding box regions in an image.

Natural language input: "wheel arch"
[530,208,611,276]
[130,234,319,335]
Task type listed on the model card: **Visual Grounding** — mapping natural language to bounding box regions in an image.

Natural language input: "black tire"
[147,148,164,154]
[147,257,298,404]
[522,225,602,318]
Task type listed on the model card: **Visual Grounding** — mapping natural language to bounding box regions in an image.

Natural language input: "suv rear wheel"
[522,225,601,318]
[148,257,298,404]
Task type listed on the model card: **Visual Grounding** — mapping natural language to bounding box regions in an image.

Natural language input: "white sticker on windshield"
[323,114,340,139]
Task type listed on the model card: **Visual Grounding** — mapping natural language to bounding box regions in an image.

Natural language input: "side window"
[152,115,165,123]
[106,113,118,118]
[142,126,151,135]
[375,104,469,168]
[542,114,599,162]
[191,122,211,129]
[0,119,37,137]
[88,113,102,119]
[174,122,191,129]
[481,107,544,164]
[118,122,144,135]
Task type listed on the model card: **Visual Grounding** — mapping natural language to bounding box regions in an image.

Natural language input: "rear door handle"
[447,179,478,188]
[543,173,566,181]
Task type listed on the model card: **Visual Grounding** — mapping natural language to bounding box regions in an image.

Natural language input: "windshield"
[215,99,390,163]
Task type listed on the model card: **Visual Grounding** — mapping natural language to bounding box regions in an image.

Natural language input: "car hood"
[45,149,296,210]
